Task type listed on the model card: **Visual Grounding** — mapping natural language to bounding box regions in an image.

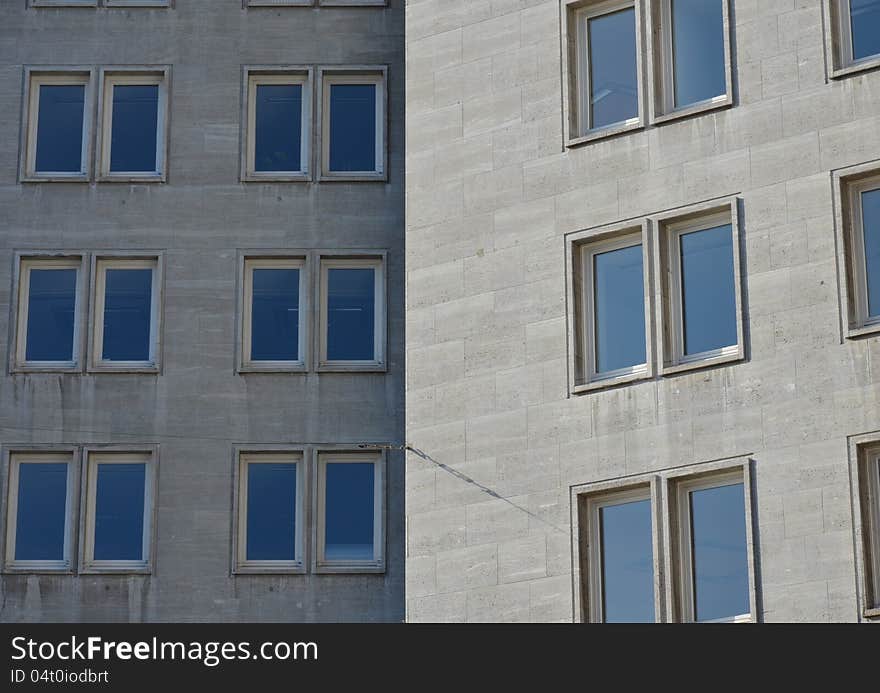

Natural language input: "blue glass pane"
[110,85,159,173]
[680,224,737,356]
[246,463,297,561]
[102,268,153,362]
[251,268,300,361]
[600,499,654,623]
[325,463,375,561]
[672,0,726,108]
[25,268,77,362]
[851,0,880,61]
[255,84,302,172]
[690,483,749,622]
[35,85,85,173]
[93,463,146,562]
[862,188,880,318]
[329,84,377,172]
[327,268,375,361]
[588,8,638,130]
[593,244,646,374]
[15,463,68,561]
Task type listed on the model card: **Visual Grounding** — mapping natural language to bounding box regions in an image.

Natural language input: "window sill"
[30,1,97,7]
[660,347,743,377]
[2,564,74,575]
[104,1,170,6]
[651,95,733,127]
[317,361,387,373]
[238,363,308,374]
[566,120,643,148]
[319,1,388,6]
[79,564,152,575]
[241,173,311,183]
[864,607,880,619]
[88,364,160,374]
[11,364,82,374]
[846,321,880,340]
[20,174,90,184]
[246,1,313,6]
[571,369,652,395]
[318,171,387,183]
[97,173,166,184]
[233,564,307,575]
[830,55,880,80]
[313,562,385,574]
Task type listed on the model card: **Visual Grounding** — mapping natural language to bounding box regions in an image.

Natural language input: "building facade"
[0,0,404,622]
[405,0,880,622]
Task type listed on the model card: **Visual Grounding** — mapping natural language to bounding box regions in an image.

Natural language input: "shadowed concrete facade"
[405,0,880,622]
[0,0,404,622]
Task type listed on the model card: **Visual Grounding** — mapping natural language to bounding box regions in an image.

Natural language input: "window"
[243,70,311,181]
[581,486,657,622]
[90,256,162,371]
[566,0,643,141]
[99,69,169,180]
[3,452,76,572]
[320,69,386,180]
[650,0,732,120]
[827,0,880,76]
[241,257,307,371]
[13,256,84,372]
[572,458,757,623]
[315,452,384,572]
[657,204,743,372]
[572,226,652,390]
[837,170,880,336]
[851,437,880,617]
[235,453,305,573]
[670,470,753,623]
[82,451,155,572]
[319,257,385,369]
[22,71,91,181]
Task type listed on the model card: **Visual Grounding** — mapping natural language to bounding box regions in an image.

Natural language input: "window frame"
[239,255,309,372]
[317,254,387,371]
[2,449,80,574]
[233,450,307,575]
[576,479,663,623]
[313,450,385,574]
[569,223,654,392]
[647,0,733,124]
[242,68,313,182]
[318,67,388,181]
[79,448,157,575]
[654,200,745,375]
[665,462,757,624]
[825,0,880,79]
[97,67,170,182]
[21,69,94,182]
[11,253,87,373]
[562,0,646,147]
[834,165,880,339]
[88,254,163,373]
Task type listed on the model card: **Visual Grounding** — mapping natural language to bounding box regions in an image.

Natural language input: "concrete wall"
[0,0,405,622]
[405,0,880,622]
